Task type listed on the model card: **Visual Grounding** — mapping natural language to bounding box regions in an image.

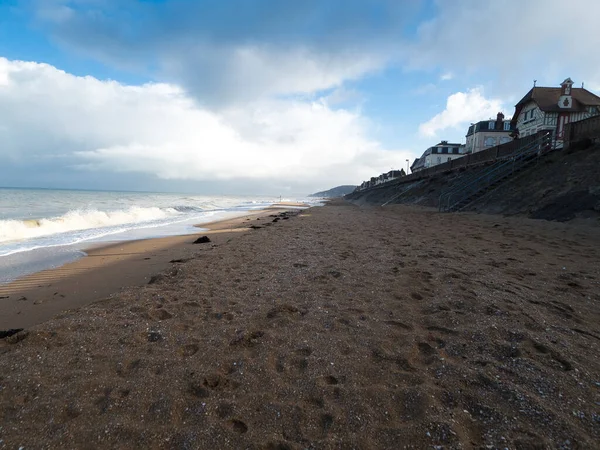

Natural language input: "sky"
[1,0,600,196]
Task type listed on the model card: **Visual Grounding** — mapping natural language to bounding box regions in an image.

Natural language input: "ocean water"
[0,188,317,283]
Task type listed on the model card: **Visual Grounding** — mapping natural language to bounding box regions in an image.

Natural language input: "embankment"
[346,141,600,222]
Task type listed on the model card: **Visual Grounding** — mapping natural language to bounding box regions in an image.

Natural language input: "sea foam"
[0,206,184,244]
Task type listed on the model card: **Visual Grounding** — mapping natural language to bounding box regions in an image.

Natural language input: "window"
[489,121,495,130]
[442,147,448,154]
[447,157,452,162]
[452,148,459,154]
[436,156,441,164]
[500,136,512,144]
[524,109,536,122]
[484,136,497,147]
[431,148,438,154]
[504,122,511,131]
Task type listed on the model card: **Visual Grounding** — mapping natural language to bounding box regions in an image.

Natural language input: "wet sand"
[0,200,599,448]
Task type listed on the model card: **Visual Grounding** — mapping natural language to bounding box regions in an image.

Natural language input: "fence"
[355,131,548,193]
[564,115,600,148]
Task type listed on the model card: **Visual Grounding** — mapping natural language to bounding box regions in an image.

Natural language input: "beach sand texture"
[0,208,275,330]
[1,200,599,448]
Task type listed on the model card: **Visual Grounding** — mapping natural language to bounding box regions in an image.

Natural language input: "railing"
[564,114,600,148]
[438,131,552,212]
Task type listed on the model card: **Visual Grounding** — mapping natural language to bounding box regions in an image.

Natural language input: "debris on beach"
[0,329,24,339]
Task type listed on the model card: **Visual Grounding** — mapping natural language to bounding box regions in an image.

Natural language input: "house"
[387,169,406,180]
[465,112,516,154]
[410,141,466,172]
[511,78,600,145]
[357,169,406,190]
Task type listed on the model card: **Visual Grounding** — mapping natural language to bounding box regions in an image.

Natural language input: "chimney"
[495,112,504,130]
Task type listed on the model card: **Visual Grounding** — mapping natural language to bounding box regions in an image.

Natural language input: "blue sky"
[1,0,599,195]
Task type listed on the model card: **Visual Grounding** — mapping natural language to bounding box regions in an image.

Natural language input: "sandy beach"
[0,207,296,330]
[1,200,599,448]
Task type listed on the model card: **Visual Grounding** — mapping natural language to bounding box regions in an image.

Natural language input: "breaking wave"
[0,206,187,244]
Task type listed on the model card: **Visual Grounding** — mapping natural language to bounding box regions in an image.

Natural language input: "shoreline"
[0,204,307,330]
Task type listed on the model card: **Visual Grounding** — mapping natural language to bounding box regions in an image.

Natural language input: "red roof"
[511,86,600,126]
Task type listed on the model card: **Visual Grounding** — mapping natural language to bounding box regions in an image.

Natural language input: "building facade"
[465,112,516,154]
[410,141,465,172]
[511,78,600,145]
[358,169,406,190]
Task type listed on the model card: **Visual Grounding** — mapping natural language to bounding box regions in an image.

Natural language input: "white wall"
[516,103,545,137]
[469,132,513,153]
[425,152,465,168]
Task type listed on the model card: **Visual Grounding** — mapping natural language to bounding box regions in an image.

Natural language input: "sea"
[0,188,319,284]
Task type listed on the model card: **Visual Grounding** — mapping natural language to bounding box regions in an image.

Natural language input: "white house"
[511,78,600,145]
[358,169,406,190]
[411,141,465,172]
[465,112,516,154]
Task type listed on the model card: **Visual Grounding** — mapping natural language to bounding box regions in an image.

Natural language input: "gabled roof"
[411,153,428,171]
[511,86,600,125]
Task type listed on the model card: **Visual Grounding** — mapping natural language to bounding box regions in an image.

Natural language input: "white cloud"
[0,57,409,191]
[408,0,600,94]
[440,72,453,81]
[418,87,504,137]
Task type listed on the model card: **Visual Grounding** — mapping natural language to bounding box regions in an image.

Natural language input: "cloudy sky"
[1,0,599,195]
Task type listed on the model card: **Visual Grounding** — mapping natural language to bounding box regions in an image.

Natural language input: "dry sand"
[1,200,599,449]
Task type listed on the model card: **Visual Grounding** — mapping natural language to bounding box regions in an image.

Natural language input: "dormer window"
[561,77,574,96]
[488,121,495,130]
[504,122,511,131]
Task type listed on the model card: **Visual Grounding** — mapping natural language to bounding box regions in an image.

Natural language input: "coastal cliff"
[309,185,357,198]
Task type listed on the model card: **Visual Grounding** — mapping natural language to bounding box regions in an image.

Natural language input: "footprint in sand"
[202,373,240,391]
[178,343,199,357]
[228,419,248,434]
[384,320,413,331]
[416,342,438,365]
[150,309,173,321]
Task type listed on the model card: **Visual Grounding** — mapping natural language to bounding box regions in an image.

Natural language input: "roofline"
[432,142,462,147]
